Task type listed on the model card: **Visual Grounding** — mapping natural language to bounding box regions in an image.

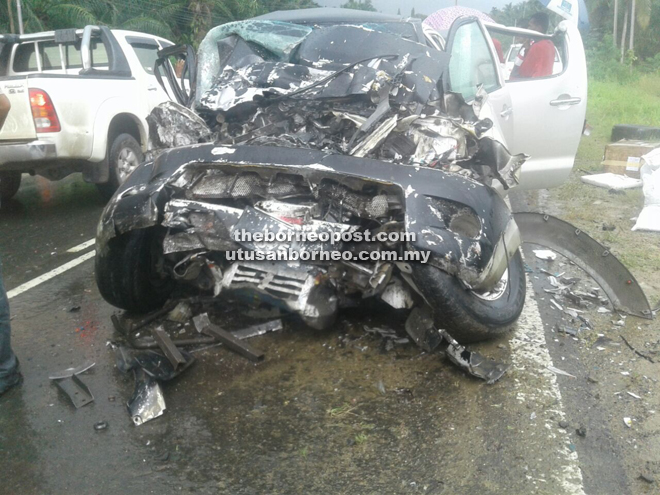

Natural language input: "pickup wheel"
[95,227,173,313]
[410,250,526,344]
[0,172,21,202]
[97,133,143,200]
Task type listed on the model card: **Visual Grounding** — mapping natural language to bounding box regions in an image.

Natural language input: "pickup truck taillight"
[29,88,60,133]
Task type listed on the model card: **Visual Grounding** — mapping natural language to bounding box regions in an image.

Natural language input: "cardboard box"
[601,140,660,179]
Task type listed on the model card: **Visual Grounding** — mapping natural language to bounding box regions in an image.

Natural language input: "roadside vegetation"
[540,72,660,302]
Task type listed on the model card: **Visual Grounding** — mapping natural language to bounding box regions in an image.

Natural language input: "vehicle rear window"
[40,41,62,70]
[130,43,160,75]
[13,43,38,72]
[90,40,109,68]
[65,42,83,69]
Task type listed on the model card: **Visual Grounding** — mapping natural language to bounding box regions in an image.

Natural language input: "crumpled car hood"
[100,143,518,289]
[177,20,526,189]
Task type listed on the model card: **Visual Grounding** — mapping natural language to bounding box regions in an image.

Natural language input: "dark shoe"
[0,361,22,396]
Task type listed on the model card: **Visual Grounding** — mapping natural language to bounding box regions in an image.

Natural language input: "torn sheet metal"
[114,345,195,381]
[193,313,265,362]
[441,329,509,384]
[404,307,508,383]
[151,326,187,369]
[48,361,95,380]
[53,374,95,408]
[128,368,166,426]
[49,361,96,408]
[134,350,195,381]
[147,101,213,150]
[405,306,442,352]
[514,212,652,318]
[232,319,283,339]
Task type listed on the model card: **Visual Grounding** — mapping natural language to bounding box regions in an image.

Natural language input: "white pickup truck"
[0,26,174,200]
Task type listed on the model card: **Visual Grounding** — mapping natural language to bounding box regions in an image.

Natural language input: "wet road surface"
[0,177,656,494]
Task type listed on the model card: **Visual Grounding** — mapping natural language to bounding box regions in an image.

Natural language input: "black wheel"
[95,228,173,313]
[0,172,21,202]
[411,250,526,343]
[611,124,660,143]
[96,133,143,200]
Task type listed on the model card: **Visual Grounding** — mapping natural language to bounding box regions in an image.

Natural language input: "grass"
[543,72,660,302]
[578,74,660,170]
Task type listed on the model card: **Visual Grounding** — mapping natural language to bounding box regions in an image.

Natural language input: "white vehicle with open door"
[0,26,175,201]
[443,17,587,190]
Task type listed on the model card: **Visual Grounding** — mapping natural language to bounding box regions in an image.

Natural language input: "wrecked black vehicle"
[95,10,529,344]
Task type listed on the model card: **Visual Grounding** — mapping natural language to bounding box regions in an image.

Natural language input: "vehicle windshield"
[195,19,419,107]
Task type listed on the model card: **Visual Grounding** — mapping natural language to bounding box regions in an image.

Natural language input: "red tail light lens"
[29,88,60,133]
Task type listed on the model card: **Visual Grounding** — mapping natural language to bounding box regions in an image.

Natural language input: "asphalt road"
[0,176,656,494]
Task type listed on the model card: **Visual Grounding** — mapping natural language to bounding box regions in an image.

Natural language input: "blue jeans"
[0,258,18,389]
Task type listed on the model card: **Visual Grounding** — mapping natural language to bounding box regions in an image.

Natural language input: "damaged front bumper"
[98,143,520,292]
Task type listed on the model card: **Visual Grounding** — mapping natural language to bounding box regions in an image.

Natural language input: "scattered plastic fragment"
[623,417,633,428]
[94,421,108,431]
[546,365,576,378]
[534,249,557,261]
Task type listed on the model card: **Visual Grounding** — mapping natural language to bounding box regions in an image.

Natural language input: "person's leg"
[0,257,20,395]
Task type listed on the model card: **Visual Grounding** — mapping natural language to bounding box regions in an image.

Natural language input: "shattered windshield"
[196,20,416,104]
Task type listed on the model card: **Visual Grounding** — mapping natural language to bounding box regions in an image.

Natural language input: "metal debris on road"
[550,299,563,311]
[441,329,509,384]
[556,325,579,337]
[193,313,265,362]
[48,361,95,380]
[52,374,94,409]
[151,326,188,369]
[94,421,108,431]
[404,307,443,352]
[49,361,96,409]
[364,325,410,345]
[128,368,167,426]
[515,212,653,318]
[627,392,642,400]
[167,301,193,323]
[233,319,283,340]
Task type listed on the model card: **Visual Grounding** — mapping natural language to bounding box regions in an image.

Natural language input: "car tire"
[95,227,173,313]
[0,172,21,202]
[96,133,143,200]
[410,250,526,344]
[611,124,660,143]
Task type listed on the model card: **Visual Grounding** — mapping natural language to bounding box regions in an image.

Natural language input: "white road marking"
[66,238,95,253]
[510,274,586,494]
[7,250,96,300]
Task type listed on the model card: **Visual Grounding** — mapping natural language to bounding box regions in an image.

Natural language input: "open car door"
[444,18,587,191]
[155,44,197,107]
[443,17,515,165]
[485,22,587,190]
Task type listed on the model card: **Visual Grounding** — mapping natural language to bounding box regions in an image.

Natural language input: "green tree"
[340,0,376,11]
[0,0,319,45]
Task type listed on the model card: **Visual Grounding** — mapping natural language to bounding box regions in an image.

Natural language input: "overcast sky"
[317,0,524,16]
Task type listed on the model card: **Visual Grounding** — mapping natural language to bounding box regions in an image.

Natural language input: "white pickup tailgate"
[0,78,37,141]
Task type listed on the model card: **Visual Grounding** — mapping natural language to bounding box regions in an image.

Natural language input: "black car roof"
[253,7,403,24]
